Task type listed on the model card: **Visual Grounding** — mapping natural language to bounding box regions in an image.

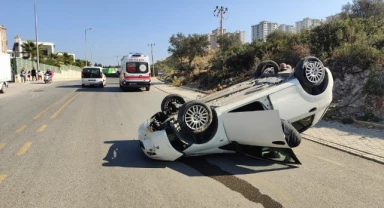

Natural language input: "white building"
[278,24,296,33]
[12,35,55,58]
[231,30,246,43]
[206,27,227,50]
[251,21,278,42]
[295,18,322,33]
[0,25,7,54]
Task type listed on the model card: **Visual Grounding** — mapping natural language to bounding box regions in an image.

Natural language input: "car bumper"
[138,120,183,161]
[122,80,150,88]
[82,79,104,85]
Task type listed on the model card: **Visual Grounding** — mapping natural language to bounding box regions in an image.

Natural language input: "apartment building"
[278,24,296,33]
[295,18,322,33]
[0,25,7,53]
[251,21,278,42]
[229,30,246,43]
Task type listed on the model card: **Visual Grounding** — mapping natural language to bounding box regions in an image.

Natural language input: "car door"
[220,110,290,148]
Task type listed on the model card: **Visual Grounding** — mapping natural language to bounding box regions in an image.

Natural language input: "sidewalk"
[151,78,384,164]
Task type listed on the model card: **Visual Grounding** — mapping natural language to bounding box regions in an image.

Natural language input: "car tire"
[146,86,150,91]
[0,83,5,93]
[161,94,185,115]
[294,56,326,87]
[255,60,279,77]
[177,100,213,134]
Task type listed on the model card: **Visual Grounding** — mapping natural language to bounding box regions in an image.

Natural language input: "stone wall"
[326,66,384,121]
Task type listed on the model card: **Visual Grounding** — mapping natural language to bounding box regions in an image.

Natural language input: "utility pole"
[84,27,92,66]
[213,6,228,36]
[34,0,40,72]
[148,43,155,77]
[115,55,119,67]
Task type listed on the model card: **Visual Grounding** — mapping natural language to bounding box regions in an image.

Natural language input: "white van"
[81,66,106,88]
[119,53,151,91]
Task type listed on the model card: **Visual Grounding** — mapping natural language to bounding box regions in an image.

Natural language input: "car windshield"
[126,62,149,74]
[82,68,100,78]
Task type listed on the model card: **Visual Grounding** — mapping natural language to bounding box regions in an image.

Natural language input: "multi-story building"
[278,24,296,33]
[0,25,7,53]
[295,18,322,33]
[251,21,278,42]
[231,30,246,43]
[206,27,227,50]
[12,35,55,58]
[206,28,246,50]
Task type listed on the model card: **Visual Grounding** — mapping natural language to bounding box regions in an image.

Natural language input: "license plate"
[88,79,96,81]
[129,83,137,85]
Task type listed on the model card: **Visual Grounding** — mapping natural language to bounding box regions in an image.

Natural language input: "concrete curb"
[352,119,384,130]
[303,135,384,165]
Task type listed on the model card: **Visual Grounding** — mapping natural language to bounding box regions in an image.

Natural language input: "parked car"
[138,56,334,164]
[81,66,107,88]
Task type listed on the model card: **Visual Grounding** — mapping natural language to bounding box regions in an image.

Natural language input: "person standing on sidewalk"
[31,67,37,81]
[38,70,42,80]
[20,68,26,83]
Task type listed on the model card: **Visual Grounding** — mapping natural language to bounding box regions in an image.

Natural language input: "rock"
[352,66,363,73]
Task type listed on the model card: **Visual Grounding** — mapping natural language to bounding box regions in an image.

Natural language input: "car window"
[126,62,149,73]
[82,68,101,78]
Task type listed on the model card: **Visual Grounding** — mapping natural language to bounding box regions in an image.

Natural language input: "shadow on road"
[55,84,145,93]
[102,140,298,177]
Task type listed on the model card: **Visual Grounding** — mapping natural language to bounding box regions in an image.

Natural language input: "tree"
[217,33,243,53]
[21,40,44,61]
[62,52,74,65]
[342,0,384,20]
[168,33,210,68]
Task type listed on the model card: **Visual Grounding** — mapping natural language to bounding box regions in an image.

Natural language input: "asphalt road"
[0,78,383,208]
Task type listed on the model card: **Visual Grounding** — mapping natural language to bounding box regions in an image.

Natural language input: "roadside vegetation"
[156,0,384,94]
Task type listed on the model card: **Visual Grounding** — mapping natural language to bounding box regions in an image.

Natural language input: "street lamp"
[90,45,97,66]
[34,0,40,71]
[84,27,92,66]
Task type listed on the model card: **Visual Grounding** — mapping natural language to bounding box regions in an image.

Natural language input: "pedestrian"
[27,71,31,81]
[31,67,37,81]
[20,68,26,83]
[38,70,42,80]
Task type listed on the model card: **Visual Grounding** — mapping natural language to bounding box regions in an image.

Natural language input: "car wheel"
[294,56,326,87]
[255,60,279,77]
[177,100,213,134]
[0,83,5,93]
[146,86,150,91]
[82,84,85,88]
[161,94,185,115]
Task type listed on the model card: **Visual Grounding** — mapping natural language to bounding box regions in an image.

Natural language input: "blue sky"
[3,0,349,65]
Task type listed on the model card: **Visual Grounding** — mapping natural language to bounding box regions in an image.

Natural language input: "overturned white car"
[138,56,334,164]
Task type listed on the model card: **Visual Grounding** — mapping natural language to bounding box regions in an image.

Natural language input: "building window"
[43,50,48,56]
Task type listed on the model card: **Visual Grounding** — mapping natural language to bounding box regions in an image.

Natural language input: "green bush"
[364,69,384,96]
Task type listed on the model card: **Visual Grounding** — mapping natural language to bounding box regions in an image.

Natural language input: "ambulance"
[119,52,151,91]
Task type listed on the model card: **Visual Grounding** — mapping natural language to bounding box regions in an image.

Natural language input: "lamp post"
[90,45,97,66]
[84,27,92,66]
[34,0,40,71]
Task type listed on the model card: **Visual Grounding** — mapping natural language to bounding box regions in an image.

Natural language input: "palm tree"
[62,53,74,65]
[21,40,44,61]
[49,53,63,66]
